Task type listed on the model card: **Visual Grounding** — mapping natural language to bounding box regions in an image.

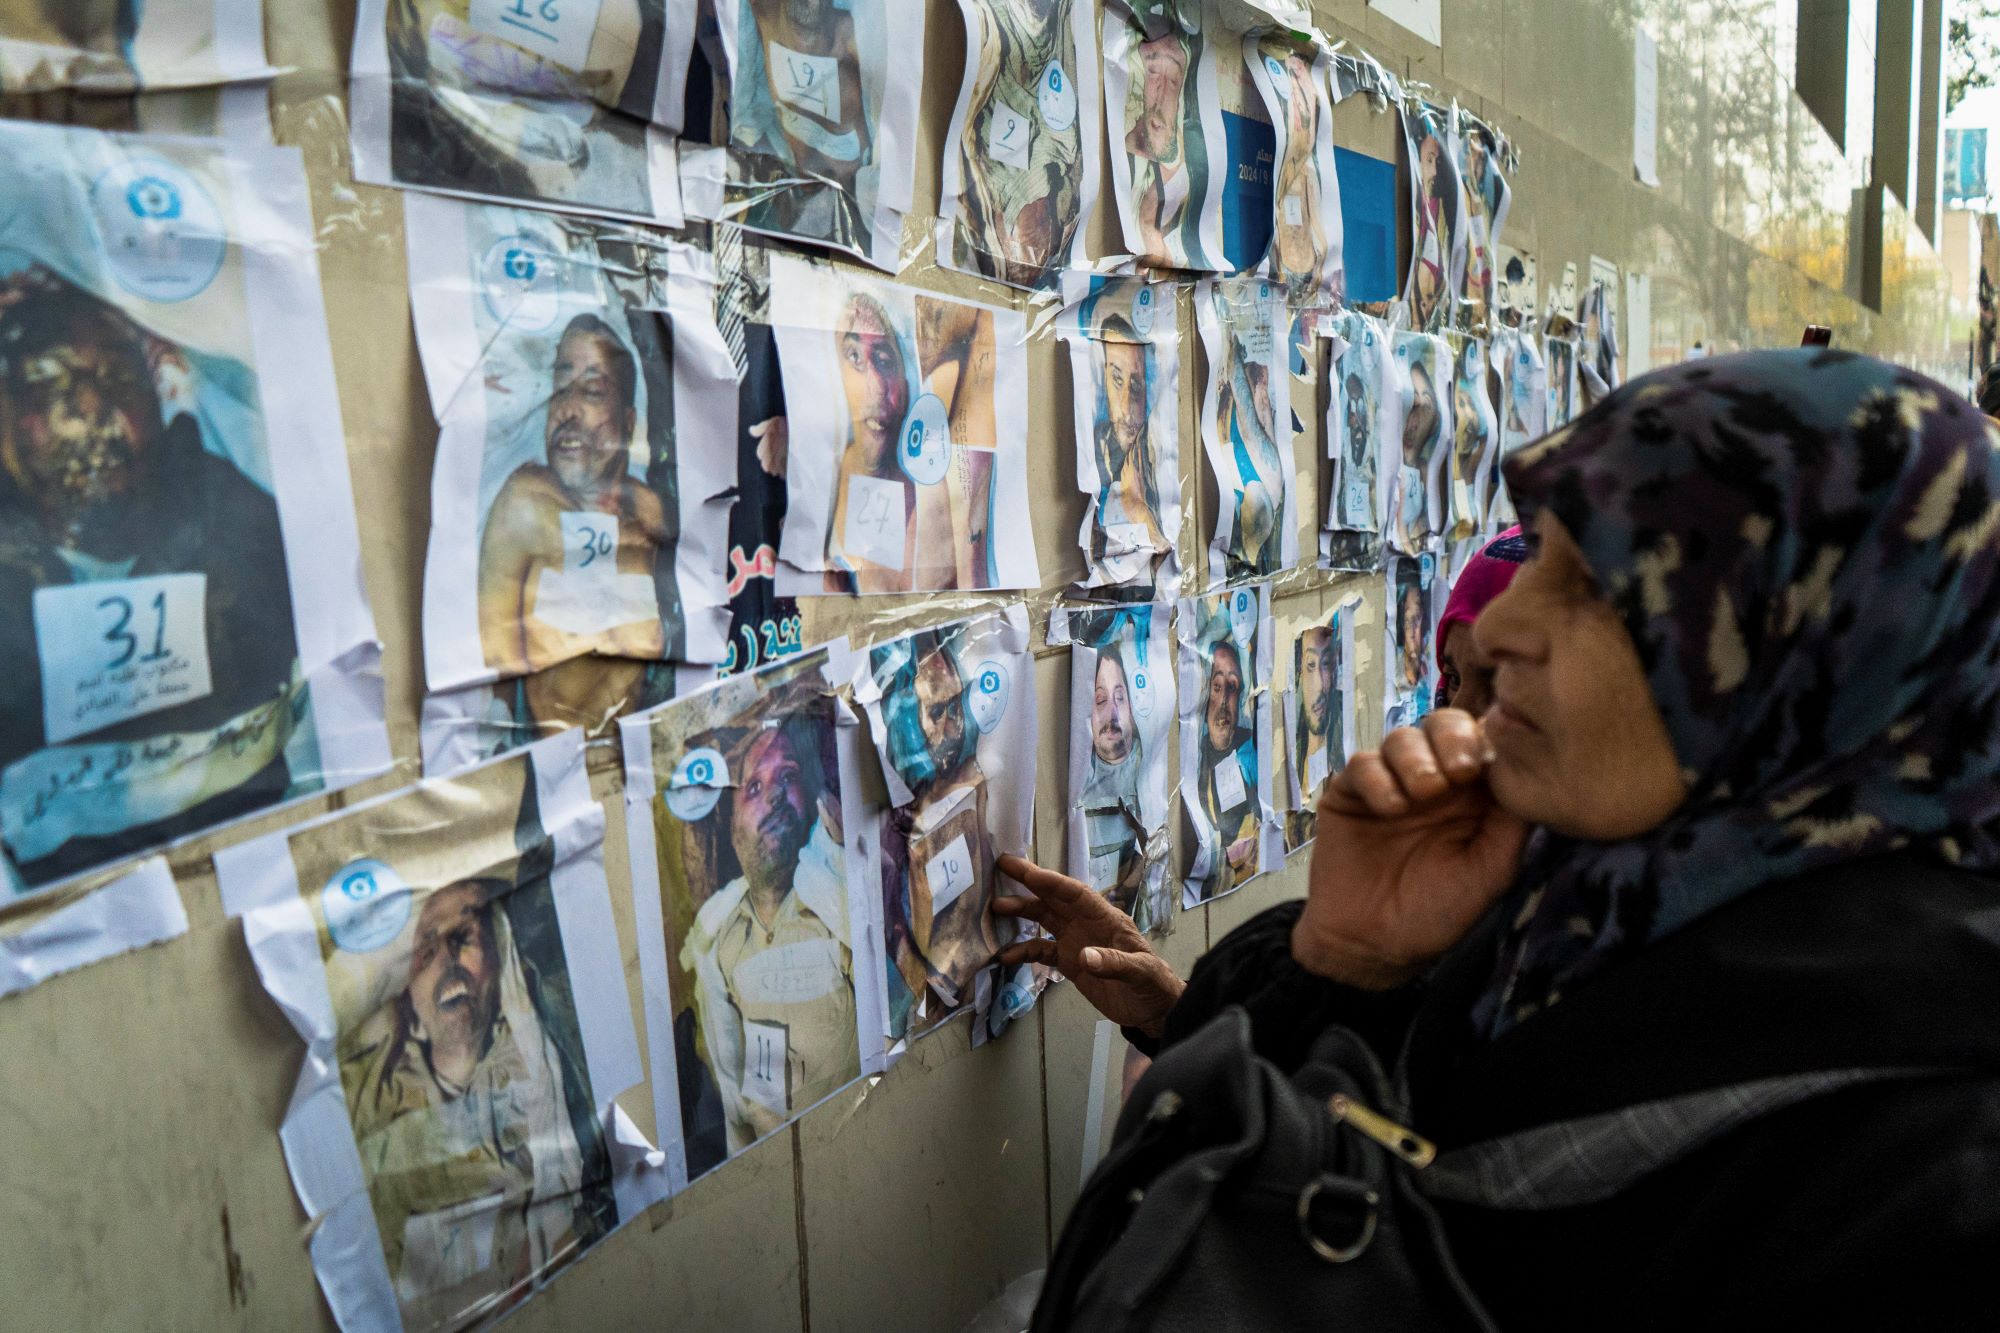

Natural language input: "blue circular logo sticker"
[322,858,412,954]
[1130,665,1154,719]
[1419,553,1436,583]
[968,658,1010,733]
[898,393,951,486]
[1130,284,1158,337]
[479,233,565,332]
[1228,591,1257,648]
[665,746,728,822]
[1038,61,1077,132]
[1264,55,1286,84]
[89,157,226,303]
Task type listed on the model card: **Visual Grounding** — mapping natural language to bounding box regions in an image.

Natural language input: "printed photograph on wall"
[937,0,1100,290]
[856,607,1035,1040]
[1056,597,1174,932]
[1448,334,1497,536]
[722,0,923,271]
[0,0,271,94]
[1057,274,1181,594]
[224,731,652,1333]
[1385,330,1452,554]
[0,120,387,895]
[622,647,871,1181]
[1102,0,1221,271]
[771,253,1037,595]
[407,196,734,698]
[1280,594,1355,849]
[351,0,689,225]
[1485,326,1545,531]
[1494,244,1536,329]
[1209,20,1274,273]
[1326,309,1393,536]
[1246,34,1341,308]
[1197,276,1296,585]
[1400,99,1463,333]
[1452,107,1510,332]
[1179,583,1274,904]
[1384,552,1435,731]
[1545,334,1578,427]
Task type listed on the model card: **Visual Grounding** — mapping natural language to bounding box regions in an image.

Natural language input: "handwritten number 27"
[99,592,172,669]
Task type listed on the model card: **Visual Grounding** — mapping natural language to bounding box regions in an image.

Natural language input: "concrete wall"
[0,1,1957,1330]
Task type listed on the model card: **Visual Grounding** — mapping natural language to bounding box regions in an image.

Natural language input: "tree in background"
[1949,1,2000,113]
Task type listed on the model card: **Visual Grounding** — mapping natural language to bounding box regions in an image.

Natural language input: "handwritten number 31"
[99,592,172,669]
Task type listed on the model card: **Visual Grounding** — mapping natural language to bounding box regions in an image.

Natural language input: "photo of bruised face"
[546,317,637,499]
[914,645,970,776]
[404,881,504,1086]
[1403,357,1438,465]
[1131,34,1188,163]
[836,293,908,465]
[1300,628,1334,738]
[1205,639,1243,753]
[1092,650,1134,765]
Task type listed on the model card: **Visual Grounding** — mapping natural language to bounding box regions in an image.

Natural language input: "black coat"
[1133,853,2000,1329]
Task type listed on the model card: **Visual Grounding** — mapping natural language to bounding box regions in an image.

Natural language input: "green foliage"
[1949,3,2000,113]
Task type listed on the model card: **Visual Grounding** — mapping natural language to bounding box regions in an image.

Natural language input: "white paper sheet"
[1325,310,1398,540]
[406,194,734,696]
[0,120,389,899]
[1179,584,1273,904]
[222,729,663,1332]
[936,0,1101,290]
[851,606,1036,1043]
[1367,0,1440,46]
[349,0,689,225]
[0,857,187,999]
[1102,0,1227,272]
[1056,600,1175,933]
[1386,331,1453,555]
[0,0,274,93]
[770,254,1038,595]
[1197,277,1298,587]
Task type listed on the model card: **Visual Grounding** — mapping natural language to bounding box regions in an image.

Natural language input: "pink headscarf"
[1437,526,1526,673]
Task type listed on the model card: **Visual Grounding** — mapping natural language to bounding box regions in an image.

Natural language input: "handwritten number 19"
[98,592,172,669]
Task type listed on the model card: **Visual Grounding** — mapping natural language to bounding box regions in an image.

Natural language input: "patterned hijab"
[1477,348,2000,1038]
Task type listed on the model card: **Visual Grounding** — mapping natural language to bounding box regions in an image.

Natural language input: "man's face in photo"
[730,727,817,889]
[837,296,908,463]
[1205,641,1243,753]
[914,648,969,775]
[1103,338,1149,460]
[780,0,833,36]
[1136,36,1187,161]
[1092,652,1135,765]
[1301,630,1333,736]
[547,324,635,497]
[1344,373,1369,465]
[1404,359,1438,464]
[408,882,503,1068]
[1400,585,1425,682]
[3,304,164,548]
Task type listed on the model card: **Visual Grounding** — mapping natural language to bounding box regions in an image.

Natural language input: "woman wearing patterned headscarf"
[1002,349,2000,1328]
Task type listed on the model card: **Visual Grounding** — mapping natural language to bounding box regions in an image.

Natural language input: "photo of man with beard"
[677,701,857,1164]
[949,0,1088,289]
[1388,342,1442,552]
[477,311,669,681]
[336,872,613,1324]
[730,0,876,255]
[1385,555,1433,729]
[1087,315,1166,584]
[1287,622,1339,847]
[1079,643,1152,923]
[1335,342,1379,531]
[0,264,304,887]
[1404,107,1459,332]
[1193,635,1258,899]
[1123,27,1201,268]
[1219,329,1284,580]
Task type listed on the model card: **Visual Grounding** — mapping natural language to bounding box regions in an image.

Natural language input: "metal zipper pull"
[1329,1094,1436,1168]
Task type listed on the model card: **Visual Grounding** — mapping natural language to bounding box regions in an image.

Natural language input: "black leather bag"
[1032,1007,1497,1332]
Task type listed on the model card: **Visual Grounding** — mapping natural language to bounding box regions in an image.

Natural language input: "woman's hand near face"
[1292,709,1530,989]
[994,854,1185,1038]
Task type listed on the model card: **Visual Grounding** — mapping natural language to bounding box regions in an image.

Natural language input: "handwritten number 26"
[99,592,172,669]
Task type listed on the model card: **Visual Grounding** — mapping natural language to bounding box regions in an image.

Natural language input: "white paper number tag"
[1212,753,1247,811]
[1283,195,1303,227]
[769,41,842,120]
[742,1018,790,1116]
[925,833,977,915]
[1308,744,1331,793]
[985,98,1033,171]
[470,0,605,72]
[34,573,213,746]
[841,474,907,570]
[533,512,658,635]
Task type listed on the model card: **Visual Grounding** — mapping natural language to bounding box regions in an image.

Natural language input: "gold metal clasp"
[1328,1094,1436,1169]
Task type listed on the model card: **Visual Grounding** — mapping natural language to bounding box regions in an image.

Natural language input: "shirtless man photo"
[732,0,874,249]
[477,312,669,679]
[1126,30,1194,267]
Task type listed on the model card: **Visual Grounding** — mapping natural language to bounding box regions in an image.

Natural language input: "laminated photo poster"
[622,643,881,1185]
[715,0,925,270]
[937,0,1101,289]
[351,0,693,224]
[0,0,272,93]
[0,120,388,901]
[1485,325,1546,532]
[1324,308,1396,539]
[1400,99,1465,334]
[1279,592,1355,850]
[1245,31,1342,309]
[1446,333,1498,537]
[1385,329,1453,555]
[1101,0,1220,271]
[221,729,663,1333]
[1179,582,1277,904]
[1197,275,1297,586]
[405,194,735,770]
[1452,106,1511,332]
[1383,551,1437,731]
[771,252,1038,595]
[853,606,1038,1043]
[1052,595,1175,932]
[1057,273,1182,594]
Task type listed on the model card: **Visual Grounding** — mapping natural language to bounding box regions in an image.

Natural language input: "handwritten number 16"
[504,0,564,23]
[99,592,171,669]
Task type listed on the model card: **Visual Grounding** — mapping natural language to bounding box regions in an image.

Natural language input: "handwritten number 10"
[99,592,172,669]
